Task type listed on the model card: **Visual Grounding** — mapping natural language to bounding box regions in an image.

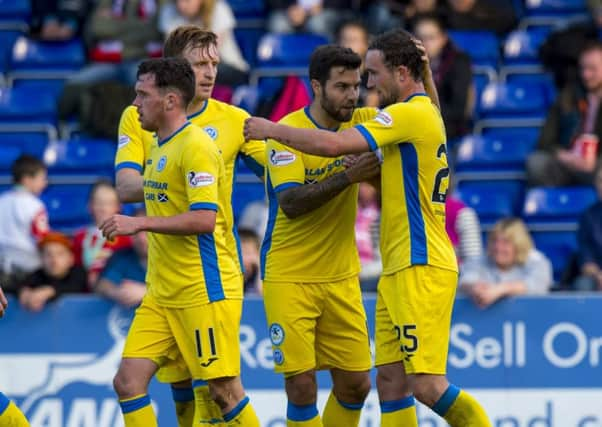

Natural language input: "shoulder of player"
[119,105,139,122]
[208,98,249,120]
[277,107,309,126]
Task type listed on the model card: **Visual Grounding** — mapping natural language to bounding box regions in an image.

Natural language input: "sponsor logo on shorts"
[156,155,167,172]
[270,149,296,166]
[200,357,218,367]
[374,110,393,127]
[273,349,284,365]
[269,323,285,346]
[188,171,215,187]
[118,135,130,148]
[204,126,218,140]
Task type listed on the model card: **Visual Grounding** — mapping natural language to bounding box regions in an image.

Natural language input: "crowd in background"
[2,0,602,313]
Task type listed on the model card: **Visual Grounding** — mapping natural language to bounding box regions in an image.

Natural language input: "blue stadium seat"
[232,85,261,114]
[234,28,265,67]
[11,78,65,100]
[0,85,57,123]
[232,181,265,222]
[0,30,20,72]
[503,71,557,105]
[525,0,587,16]
[0,0,30,21]
[477,81,547,120]
[455,132,537,175]
[531,230,577,281]
[454,180,525,227]
[45,139,116,179]
[41,184,91,230]
[9,37,85,72]
[227,0,265,19]
[481,126,540,146]
[448,31,500,68]
[503,28,550,65]
[522,186,596,226]
[0,133,48,173]
[0,144,21,172]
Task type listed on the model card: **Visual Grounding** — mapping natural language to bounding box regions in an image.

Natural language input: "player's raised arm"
[413,37,441,111]
[244,117,370,157]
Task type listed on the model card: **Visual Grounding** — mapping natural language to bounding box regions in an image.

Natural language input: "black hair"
[137,57,195,107]
[11,154,46,184]
[369,29,423,81]
[309,44,362,88]
[411,11,449,34]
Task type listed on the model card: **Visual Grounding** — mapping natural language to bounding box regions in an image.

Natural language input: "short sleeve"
[183,136,221,212]
[266,138,305,193]
[115,106,145,173]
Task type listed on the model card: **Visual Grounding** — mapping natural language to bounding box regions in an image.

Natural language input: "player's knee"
[208,377,245,410]
[334,373,371,403]
[285,372,317,405]
[113,371,136,399]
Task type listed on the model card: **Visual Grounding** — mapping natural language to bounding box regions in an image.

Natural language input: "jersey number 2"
[431,143,449,203]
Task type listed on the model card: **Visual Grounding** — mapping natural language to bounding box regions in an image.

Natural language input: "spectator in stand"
[355,183,381,289]
[73,180,132,287]
[403,0,444,30]
[527,42,602,187]
[446,195,483,265]
[574,164,602,291]
[17,232,87,312]
[445,0,516,36]
[336,20,379,108]
[239,199,269,241]
[459,218,552,309]
[95,208,147,306]
[239,228,263,295]
[30,0,91,41]
[413,12,473,141]
[0,156,49,294]
[159,0,249,87]
[266,0,351,40]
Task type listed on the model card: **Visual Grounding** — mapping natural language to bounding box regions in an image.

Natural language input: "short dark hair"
[11,154,46,183]
[335,20,369,44]
[581,40,602,58]
[137,58,195,107]
[309,44,362,88]
[369,29,423,81]
[163,26,218,58]
[411,12,448,34]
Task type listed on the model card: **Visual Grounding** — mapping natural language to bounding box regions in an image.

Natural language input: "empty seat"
[531,230,577,281]
[9,36,85,72]
[234,28,265,67]
[232,85,261,115]
[502,71,556,105]
[455,180,525,227]
[0,30,20,72]
[0,131,48,156]
[228,0,266,19]
[448,31,500,69]
[481,126,540,146]
[525,0,587,16]
[44,139,116,179]
[523,186,596,227]
[503,28,550,65]
[0,0,30,21]
[0,85,57,123]
[11,78,65,99]
[41,184,92,230]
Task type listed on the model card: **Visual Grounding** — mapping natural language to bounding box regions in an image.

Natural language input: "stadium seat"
[448,31,500,69]
[455,132,537,176]
[476,81,547,121]
[0,133,48,175]
[454,180,525,228]
[531,230,577,282]
[232,85,261,115]
[0,0,30,22]
[41,184,91,230]
[228,0,266,19]
[481,126,540,146]
[524,0,587,16]
[11,78,65,100]
[251,33,328,85]
[44,139,116,180]
[522,186,596,227]
[0,84,57,124]
[9,37,85,75]
[503,28,550,66]
[0,30,20,72]
[234,28,265,67]
[502,70,557,105]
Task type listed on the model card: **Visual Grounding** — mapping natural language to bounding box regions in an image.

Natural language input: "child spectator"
[446,195,483,264]
[239,228,262,295]
[0,155,49,293]
[73,180,132,287]
[17,232,87,312]
[95,208,147,306]
[459,218,553,308]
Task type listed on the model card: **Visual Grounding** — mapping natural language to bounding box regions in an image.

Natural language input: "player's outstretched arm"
[115,169,144,203]
[0,286,7,318]
[244,118,370,157]
[413,37,441,110]
[278,153,381,219]
[99,210,216,240]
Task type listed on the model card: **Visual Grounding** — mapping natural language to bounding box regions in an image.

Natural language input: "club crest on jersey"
[204,126,218,140]
[156,156,167,172]
[269,323,285,346]
[118,135,130,148]
[273,349,284,365]
[188,171,215,187]
[270,149,296,166]
[374,110,393,127]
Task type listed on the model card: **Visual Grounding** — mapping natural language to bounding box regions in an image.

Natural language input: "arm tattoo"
[278,171,352,219]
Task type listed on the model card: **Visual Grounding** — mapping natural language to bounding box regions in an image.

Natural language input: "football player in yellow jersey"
[263,45,380,427]
[0,287,30,427]
[245,30,492,427]
[114,27,265,426]
[101,58,259,427]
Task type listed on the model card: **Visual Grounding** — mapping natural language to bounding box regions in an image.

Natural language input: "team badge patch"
[156,156,167,172]
[273,349,284,365]
[188,171,215,187]
[118,135,130,149]
[204,126,218,140]
[269,323,285,346]
[374,110,393,126]
[270,149,296,166]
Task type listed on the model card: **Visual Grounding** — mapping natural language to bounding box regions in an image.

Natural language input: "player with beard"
[261,45,380,427]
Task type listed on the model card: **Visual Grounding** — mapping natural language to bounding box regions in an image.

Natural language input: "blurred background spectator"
[413,12,473,141]
[266,0,347,39]
[0,156,49,294]
[30,0,91,41]
[73,180,132,288]
[446,195,483,265]
[527,42,602,187]
[356,182,381,290]
[17,232,87,312]
[239,228,263,295]
[403,0,444,30]
[574,164,602,291]
[159,0,249,87]
[459,218,553,308]
[94,208,147,306]
[445,0,516,35]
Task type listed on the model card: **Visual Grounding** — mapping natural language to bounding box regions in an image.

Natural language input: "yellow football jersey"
[115,100,266,272]
[262,106,377,282]
[354,94,458,275]
[143,122,241,307]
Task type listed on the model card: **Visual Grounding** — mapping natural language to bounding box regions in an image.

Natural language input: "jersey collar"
[403,92,429,103]
[158,121,191,147]
[304,106,340,132]
[187,99,209,120]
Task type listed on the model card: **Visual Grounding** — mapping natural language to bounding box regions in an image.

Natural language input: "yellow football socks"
[380,396,418,427]
[171,385,195,427]
[223,396,260,426]
[192,380,224,426]
[432,385,492,427]
[119,394,157,427]
[287,402,323,426]
[322,391,363,427]
[0,392,30,426]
